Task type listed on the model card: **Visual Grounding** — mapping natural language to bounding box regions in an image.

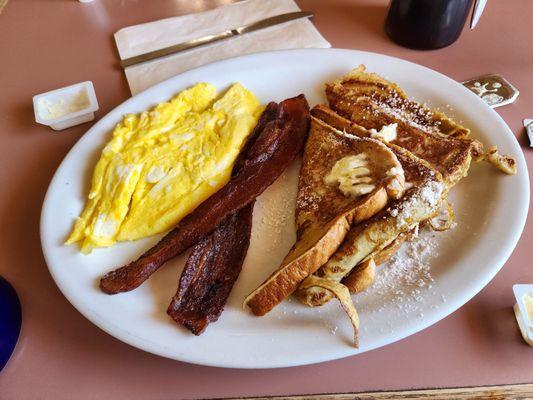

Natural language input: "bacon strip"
[166,103,278,334]
[167,203,254,335]
[100,95,310,294]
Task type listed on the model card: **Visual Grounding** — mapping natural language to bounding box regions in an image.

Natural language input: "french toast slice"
[324,66,516,177]
[322,66,486,190]
[325,65,472,138]
[297,141,443,307]
[244,116,406,316]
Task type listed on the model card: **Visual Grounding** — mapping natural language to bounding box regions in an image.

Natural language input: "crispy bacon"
[100,95,310,294]
[167,203,254,335]
[166,102,278,334]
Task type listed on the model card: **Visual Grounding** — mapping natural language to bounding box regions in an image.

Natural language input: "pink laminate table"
[0,1,532,399]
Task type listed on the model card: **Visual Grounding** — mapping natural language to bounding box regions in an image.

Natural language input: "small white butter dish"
[33,81,98,131]
[513,284,533,346]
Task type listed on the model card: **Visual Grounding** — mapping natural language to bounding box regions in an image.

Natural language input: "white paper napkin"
[114,0,330,95]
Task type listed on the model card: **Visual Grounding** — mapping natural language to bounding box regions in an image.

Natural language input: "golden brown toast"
[322,66,486,190]
[296,140,444,307]
[244,116,406,316]
[306,67,515,302]
[248,68,515,347]
[324,65,472,138]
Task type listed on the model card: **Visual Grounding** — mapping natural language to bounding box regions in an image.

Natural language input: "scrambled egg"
[66,83,262,253]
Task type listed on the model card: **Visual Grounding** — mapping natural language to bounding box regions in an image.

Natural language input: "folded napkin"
[114,0,330,95]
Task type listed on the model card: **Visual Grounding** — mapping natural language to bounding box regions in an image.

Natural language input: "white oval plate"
[41,49,529,369]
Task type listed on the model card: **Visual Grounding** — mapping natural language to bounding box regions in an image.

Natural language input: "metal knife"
[120,11,314,68]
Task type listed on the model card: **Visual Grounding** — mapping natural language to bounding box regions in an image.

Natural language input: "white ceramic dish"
[40,49,529,369]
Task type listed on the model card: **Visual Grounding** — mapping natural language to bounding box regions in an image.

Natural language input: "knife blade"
[120,11,314,68]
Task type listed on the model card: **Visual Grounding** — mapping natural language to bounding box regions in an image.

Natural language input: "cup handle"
[471,0,487,29]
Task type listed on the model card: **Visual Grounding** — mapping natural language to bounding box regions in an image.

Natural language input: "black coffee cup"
[385,0,474,50]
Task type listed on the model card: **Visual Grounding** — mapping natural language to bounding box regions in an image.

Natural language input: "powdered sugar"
[271,225,448,340]
[371,231,437,297]
[419,181,443,205]
[253,171,294,252]
[368,90,442,134]
[357,226,445,324]
[393,180,443,227]
[295,186,320,213]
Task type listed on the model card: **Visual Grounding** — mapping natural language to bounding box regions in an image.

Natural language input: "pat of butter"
[38,91,90,120]
[523,293,533,322]
[369,123,397,142]
[324,153,375,198]
[513,284,533,346]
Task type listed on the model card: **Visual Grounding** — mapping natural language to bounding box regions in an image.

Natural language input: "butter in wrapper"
[462,74,519,108]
